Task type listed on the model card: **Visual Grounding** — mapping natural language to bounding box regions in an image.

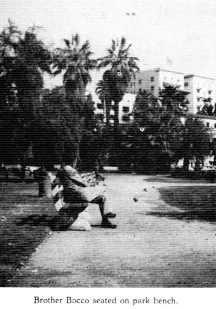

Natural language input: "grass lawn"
[159,186,216,223]
[0,180,57,287]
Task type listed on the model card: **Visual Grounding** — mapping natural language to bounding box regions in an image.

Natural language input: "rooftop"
[187,112,216,120]
[185,74,216,81]
[134,67,185,76]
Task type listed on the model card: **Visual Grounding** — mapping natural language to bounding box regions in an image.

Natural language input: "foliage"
[0,21,52,165]
[53,34,97,114]
[53,34,97,160]
[79,94,107,170]
[128,86,211,172]
[180,117,211,169]
[0,21,51,116]
[132,87,186,161]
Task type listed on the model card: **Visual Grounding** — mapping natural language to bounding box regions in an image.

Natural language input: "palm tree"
[182,117,211,171]
[53,34,96,112]
[95,79,111,125]
[53,34,97,160]
[13,27,52,116]
[98,37,139,133]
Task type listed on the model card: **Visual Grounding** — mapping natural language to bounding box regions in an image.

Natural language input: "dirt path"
[13,174,216,287]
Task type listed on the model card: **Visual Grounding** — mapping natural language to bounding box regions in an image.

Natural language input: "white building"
[184,74,216,114]
[127,68,185,97]
[94,93,136,124]
[94,68,216,127]
[118,93,136,124]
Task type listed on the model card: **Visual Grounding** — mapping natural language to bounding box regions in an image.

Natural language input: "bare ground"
[12,174,216,287]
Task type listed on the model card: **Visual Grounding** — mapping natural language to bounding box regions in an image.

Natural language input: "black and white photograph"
[0,0,216,307]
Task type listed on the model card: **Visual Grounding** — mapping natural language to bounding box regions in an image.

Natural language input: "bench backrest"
[48,171,99,212]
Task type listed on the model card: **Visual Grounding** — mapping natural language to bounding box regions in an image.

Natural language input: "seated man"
[57,157,116,229]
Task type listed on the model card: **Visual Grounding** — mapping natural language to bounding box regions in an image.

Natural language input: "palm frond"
[97,59,112,69]
[111,39,116,52]
[120,37,126,50]
[64,39,70,48]
[73,33,80,46]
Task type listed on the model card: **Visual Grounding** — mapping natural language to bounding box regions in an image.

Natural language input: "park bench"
[48,171,101,231]
[0,163,22,179]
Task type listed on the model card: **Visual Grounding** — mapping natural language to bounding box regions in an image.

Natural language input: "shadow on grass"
[0,178,23,183]
[16,215,105,231]
[0,178,36,184]
[144,210,216,223]
[16,214,63,231]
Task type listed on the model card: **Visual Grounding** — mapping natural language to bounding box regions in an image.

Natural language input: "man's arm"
[64,166,89,187]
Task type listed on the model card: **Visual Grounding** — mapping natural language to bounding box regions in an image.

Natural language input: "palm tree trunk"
[105,97,111,125]
[113,100,120,166]
[65,81,86,162]
[183,157,190,171]
[113,100,120,136]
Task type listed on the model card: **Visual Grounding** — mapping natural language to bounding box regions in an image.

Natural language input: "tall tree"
[98,37,139,134]
[0,21,51,116]
[53,34,97,160]
[13,26,51,117]
[132,86,211,172]
[131,87,189,171]
[0,20,21,110]
[181,117,211,171]
[0,21,52,166]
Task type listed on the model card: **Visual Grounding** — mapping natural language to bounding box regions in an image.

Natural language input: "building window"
[214,123,216,128]
[184,82,188,87]
[197,88,200,93]
[151,86,154,91]
[122,115,130,122]
[151,77,154,82]
[122,106,129,113]
[206,122,209,127]
[209,90,212,94]
[163,82,167,87]
[138,79,142,84]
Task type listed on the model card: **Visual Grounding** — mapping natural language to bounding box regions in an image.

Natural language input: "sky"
[1,0,216,98]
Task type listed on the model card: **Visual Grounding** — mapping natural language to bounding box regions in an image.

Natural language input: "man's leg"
[90,195,116,228]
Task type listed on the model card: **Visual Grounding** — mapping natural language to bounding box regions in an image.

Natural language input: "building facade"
[94,68,216,126]
[127,68,185,97]
[184,74,216,114]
